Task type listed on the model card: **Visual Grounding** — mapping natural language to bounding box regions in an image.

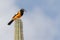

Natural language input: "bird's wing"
[12,14,16,18]
[13,13,19,18]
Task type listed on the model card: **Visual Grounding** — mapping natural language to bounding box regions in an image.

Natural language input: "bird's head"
[20,8,25,13]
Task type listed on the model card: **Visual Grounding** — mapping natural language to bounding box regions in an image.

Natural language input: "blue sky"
[0,0,60,40]
[15,0,60,19]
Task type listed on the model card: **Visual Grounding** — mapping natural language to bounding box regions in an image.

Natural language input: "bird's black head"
[20,8,25,13]
[20,8,25,16]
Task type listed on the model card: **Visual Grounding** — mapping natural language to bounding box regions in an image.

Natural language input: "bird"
[8,9,25,25]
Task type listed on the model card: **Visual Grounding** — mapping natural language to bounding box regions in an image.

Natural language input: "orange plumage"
[8,9,25,25]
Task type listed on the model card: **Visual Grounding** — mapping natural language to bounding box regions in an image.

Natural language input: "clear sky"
[0,0,60,40]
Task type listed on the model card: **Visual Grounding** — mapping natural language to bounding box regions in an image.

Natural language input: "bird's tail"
[8,20,14,25]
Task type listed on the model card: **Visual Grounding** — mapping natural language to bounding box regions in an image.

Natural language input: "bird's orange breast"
[13,12,22,20]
